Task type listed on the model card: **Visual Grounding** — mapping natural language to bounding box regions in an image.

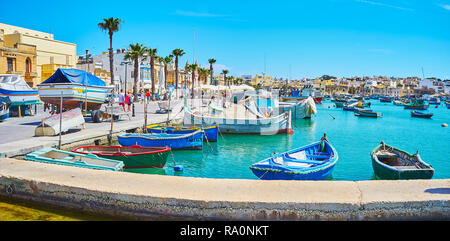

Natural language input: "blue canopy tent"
[41,69,106,86]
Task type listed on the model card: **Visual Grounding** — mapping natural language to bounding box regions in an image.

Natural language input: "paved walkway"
[0,100,184,157]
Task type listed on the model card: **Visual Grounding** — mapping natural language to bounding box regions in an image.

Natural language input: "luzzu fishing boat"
[371,141,434,180]
[445,100,450,109]
[404,100,429,110]
[411,110,433,118]
[72,145,171,169]
[428,97,440,105]
[117,130,204,150]
[146,124,219,142]
[393,100,403,106]
[38,69,113,111]
[277,97,317,119]
[24,148,124,171]
[250,134,338,180]
[354,108,382,117]
[0,74,40,106]
[379,96,393,103]
[184,99,293,135]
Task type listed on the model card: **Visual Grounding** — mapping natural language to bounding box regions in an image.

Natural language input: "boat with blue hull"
[250,134,338,180]
[354,108,382,117]
[411,111,433,118]
[24,148,124,171]
[118,129,204,150]
[446,101,450,109]
[146,124,218,142]
[0,74,40,106]
[0,96,11,122]
[379,96,393,103]
[404,100,429,110]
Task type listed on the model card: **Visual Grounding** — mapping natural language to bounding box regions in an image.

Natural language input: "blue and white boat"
[0,96,11,122]
[146,124,218,142]
[118,129,204,150]
[250,134,338,180]
[411,110,433,118]
[24,148,124,171]
[0,74,40,106]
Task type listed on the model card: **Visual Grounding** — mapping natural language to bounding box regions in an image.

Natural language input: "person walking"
[146,90,150,102]
[118,89,125,112]
[125,89,133,112]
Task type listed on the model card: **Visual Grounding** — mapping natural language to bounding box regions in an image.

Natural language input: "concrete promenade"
[0,100,184,157]
[0,158,448,220]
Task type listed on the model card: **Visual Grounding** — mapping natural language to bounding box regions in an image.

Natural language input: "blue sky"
[1,0,450,79]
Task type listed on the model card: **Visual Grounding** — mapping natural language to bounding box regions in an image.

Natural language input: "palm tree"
[124,43,147,100]
[221,69,229,86]
[98,17,122,88]
[208,58,216,85]
[186,63,198,98]
[162,55,173,99]
[172,49,186,98]
[146,48,158,101]
[198,68,210,85]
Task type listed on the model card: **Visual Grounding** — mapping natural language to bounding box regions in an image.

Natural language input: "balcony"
[25,72,38,77]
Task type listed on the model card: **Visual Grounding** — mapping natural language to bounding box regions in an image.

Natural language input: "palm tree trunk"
[164,65,168,100]
[151,57,155,101]
[210,64,213,85]
[109,33,114,88]
[175,57,179,98]
[133,59,139,100]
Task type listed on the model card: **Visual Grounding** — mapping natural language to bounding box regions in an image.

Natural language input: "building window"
[26,58,31,73]
[7,58,14,72]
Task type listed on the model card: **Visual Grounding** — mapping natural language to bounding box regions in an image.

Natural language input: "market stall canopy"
[40,69,106,87]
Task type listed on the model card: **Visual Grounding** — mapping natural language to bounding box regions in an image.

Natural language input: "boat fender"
[174,165,184,172]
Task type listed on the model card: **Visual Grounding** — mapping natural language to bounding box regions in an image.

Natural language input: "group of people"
[116,89,153,112]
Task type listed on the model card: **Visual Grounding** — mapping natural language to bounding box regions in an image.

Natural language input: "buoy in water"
[174,165,184,172]
[442,123,448,127]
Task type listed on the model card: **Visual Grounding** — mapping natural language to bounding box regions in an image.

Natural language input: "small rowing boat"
[118,130,204,150]
[146,124,218,142]
[411,110,433,118]
[24,148,124,171]
[72,145,170,168]
[354,108,382,117]
[250,134,338,180]
[393,100,403,106]
[371,141,434,180]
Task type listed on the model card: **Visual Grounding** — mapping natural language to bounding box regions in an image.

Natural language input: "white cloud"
[440,4,450,10]
[355,0,414,11]
[174,10,229,18]
[213,64,231,73]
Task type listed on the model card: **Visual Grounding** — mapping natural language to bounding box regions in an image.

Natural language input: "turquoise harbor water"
[126,100,450,181]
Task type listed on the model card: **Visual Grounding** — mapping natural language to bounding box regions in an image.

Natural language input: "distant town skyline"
[1,0,449,79]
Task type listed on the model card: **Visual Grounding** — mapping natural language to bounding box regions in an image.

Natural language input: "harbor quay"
[0,101,184,158]
[0,157,449,221]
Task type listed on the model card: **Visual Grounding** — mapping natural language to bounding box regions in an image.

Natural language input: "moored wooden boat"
[184,101,293,135]
[404,100,429,110]
[0,74,40,106]
[118,130,204,150]
[371,141,434,180]
[379,96,393,103]
[277,97,317,119]
[411,110,433,118]
[393,100,403,106]
[24,147,124,171]
[250,134,338,180]
[354,108,382,117]
[72,145,170,168]
[146,124,218,142]
[38,69,113,111]
[446,101,450,109]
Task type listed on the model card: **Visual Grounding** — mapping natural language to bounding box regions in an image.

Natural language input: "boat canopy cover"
[41,69,106,86]
[0,74,33,91]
